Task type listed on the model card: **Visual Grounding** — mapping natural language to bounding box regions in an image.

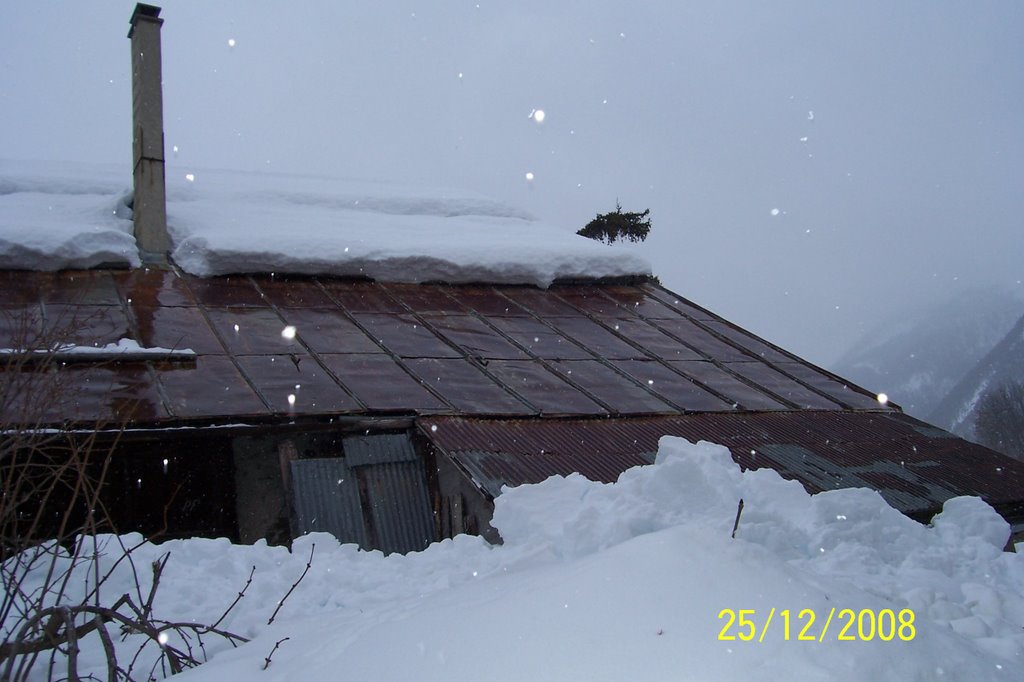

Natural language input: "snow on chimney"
[128,3,169,264]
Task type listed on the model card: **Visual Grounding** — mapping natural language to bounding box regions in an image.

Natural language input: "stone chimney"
[128,3,169,264]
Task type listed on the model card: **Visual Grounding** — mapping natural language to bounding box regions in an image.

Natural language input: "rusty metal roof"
[418,413,1024,519]
[0,269,888,427]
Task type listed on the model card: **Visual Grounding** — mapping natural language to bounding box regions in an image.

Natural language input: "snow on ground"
[0,160,650,286]
[6,438,1021,681]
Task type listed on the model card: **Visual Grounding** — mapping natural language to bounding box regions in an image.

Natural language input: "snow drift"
[5,437,1020,681]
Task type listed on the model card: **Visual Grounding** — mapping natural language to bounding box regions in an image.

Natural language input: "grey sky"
[2,1,1022,366]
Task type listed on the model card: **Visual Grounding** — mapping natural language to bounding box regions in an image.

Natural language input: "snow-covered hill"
[832,290,1023,418]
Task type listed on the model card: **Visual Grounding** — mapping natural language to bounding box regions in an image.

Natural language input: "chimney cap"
[129,3,162,36]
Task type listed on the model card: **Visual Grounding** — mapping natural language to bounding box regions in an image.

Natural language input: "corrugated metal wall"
[289,433,435,554]
[290,457,369,548]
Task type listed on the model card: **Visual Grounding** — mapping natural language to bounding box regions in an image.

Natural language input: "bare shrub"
[0,308,252,681]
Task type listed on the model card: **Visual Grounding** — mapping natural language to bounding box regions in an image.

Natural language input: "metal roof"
[418,412,1024,519]
[0,269,887,427]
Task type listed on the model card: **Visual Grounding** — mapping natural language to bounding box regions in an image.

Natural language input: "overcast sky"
[2,1,1022,366]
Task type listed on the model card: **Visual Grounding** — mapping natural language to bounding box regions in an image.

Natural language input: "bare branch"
[267,544,314,626]
[262,637,290,671]
[210,565,255,632]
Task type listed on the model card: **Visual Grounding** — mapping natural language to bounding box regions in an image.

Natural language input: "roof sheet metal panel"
[422,417,660,458]
[601,317,704,361]
[31,270,122,306]
[113,268,197,307]
[290,457,370,548]
[320,280,406,313]
[420,313,531,360]
[548,360,677,415]
[775,362,885,410]
[549,286,621,317]
[700,320,795,364]
[183,274,267,308]
[639,284,719,322]
[589,285,687,320]
[3,271,911,427]
[611,359,734,411]
[725,362,843,410]
[254,277,336,308]
[157,355,268,418]
[131,305,225,355]
[454,449,655,498]
[351,313,462,358]
[204,308,297,355]
[669,361,791,411]
[278,309,384,354]
[381,283,468,315]
[5,364,170,425]
[652,318,756,363]
[404,357,535,415]
[420,413,1024,516]
[484,360,608,416]
[445,287,531,317]
[487,316,592,360]
[319,353,446,412]
[545,316,650,360]
[40,304,132,347]
[501,287,584,317]
[0,306,41,349]
[235,354,360,414]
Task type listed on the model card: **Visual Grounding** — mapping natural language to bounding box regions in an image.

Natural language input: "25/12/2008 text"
[717,608,916,642]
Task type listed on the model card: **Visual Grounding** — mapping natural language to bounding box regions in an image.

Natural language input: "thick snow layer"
[0,160,650,286]
[166,169,650,286]
[0,160,139,270]
[5,438,1021,681]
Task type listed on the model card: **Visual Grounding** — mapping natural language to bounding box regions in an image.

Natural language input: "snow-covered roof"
[0,159,650,287]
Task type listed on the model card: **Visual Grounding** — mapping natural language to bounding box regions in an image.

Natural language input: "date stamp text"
[717,608,916,642]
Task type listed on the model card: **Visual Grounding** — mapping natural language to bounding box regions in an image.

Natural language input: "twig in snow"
[210,565,256,632]
[262,637,290,671]
[267,544,314,626]
[731,498,744,539]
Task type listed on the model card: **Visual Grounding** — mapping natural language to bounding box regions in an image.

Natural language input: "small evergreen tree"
[577,202,652,244]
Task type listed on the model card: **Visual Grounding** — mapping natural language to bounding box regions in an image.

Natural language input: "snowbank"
[5,437,1020,681]
[0,160,650,286]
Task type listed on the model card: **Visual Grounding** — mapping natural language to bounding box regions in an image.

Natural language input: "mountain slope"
[831,289,1022,419]
[929,311,1024,441]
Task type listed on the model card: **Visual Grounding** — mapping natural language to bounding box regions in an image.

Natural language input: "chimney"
[128,3,169,264]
